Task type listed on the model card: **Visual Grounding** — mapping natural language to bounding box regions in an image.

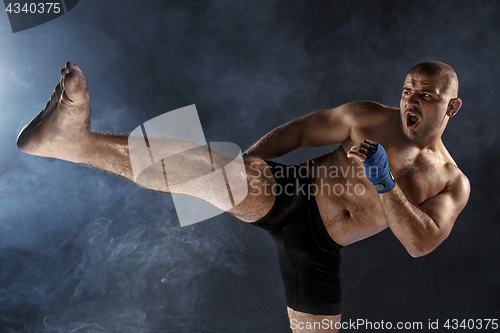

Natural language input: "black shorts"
[252,161,343,315]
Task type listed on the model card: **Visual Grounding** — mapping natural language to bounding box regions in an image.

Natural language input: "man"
[17,61,470,332]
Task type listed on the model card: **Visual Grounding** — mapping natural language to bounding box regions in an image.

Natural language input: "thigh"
[227,157,276,223]
[288,308,341,333]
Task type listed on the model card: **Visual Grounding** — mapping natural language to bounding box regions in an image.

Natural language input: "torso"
[308,106,461,246]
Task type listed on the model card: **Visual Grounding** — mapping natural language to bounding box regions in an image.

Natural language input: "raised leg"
[17,62,275,222]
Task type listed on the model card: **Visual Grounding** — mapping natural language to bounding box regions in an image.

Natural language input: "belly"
[306,146,388,246]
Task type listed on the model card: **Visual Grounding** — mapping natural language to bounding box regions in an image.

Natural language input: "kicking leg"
[17,62,275,222]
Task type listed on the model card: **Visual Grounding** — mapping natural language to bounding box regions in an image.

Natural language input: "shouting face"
[399,72,459,141]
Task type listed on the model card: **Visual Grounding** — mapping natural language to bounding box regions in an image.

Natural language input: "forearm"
[246,105,359,160]
[245,123,303,160]
[379,185,441,257]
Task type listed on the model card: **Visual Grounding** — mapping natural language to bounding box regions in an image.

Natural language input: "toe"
[44,81,63,110]
[62,71,86,92]
[61,67,69,78]
[66,61,83,73]
[61,71,88,106]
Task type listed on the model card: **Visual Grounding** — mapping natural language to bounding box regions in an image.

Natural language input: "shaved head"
[408,61,459,98]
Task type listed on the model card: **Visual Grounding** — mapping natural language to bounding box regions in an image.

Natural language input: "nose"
[406,91,419,106]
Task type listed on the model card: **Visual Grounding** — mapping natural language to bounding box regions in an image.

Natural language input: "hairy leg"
[288,308,341,333]
[17,62,275,222]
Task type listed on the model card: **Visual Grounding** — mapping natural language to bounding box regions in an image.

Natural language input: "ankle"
[64,132,96,164]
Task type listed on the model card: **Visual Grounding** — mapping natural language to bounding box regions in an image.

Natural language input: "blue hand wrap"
[362,142,396,194]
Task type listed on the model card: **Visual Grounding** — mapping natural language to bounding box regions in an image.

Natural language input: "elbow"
[408,248,430,258]
[406,242,437,258]
[407,228,447,258]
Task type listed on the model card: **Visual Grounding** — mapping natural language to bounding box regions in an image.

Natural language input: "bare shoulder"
[338,100,392,115]
[443,159,471,210]
[331,100,396,127]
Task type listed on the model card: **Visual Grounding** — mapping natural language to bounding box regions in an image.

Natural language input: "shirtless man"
[17,61,470,332]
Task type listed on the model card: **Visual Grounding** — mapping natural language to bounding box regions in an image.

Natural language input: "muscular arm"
[379,173,470,257]
[245,101,378,160]
[348,140,470,257]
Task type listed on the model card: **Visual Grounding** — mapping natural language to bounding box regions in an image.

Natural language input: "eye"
[422,93,431,98]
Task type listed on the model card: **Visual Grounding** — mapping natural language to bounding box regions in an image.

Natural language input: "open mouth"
[406,112,420,129]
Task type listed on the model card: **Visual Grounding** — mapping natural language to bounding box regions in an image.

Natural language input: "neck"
[402,118,448,151]
[412,134,443,151]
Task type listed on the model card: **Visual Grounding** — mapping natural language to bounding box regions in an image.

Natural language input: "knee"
[244,158,273,181]
[243,158,275,195]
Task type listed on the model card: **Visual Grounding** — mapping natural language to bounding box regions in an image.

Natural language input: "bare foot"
[17,62,92,163]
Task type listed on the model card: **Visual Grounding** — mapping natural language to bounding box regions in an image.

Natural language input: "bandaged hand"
[347,139,396,193]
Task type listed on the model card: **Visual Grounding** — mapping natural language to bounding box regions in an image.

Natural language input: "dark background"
[0,1,498,332]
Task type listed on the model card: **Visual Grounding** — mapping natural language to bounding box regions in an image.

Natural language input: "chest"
[388,150,448,206]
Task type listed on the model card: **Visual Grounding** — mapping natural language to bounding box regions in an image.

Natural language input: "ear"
[446,98,462,117]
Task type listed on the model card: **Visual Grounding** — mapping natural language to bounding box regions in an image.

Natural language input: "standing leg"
[288,308,341,333]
